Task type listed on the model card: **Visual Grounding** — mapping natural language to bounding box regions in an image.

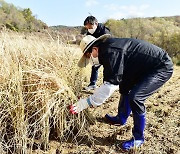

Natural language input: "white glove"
[69,82,119,114]
[69,98,91,114]
[89,81,119,107]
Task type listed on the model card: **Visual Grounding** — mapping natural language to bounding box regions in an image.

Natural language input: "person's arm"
[69,82,118,114]
[102,47,124,85]
[99,24,111,36]
[104,26,111,35]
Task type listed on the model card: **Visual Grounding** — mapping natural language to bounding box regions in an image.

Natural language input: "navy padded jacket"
[98,38,173,93]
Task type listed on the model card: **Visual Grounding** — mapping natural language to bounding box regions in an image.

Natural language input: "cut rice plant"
[0,31,92,153]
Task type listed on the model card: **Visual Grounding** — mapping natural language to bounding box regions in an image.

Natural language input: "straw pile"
[0,31,92,153]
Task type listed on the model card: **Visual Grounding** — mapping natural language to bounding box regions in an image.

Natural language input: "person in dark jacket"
[70,34,173,150]
[83,16,111,91]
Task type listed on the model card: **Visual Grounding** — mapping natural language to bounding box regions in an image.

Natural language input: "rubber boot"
[105,95,131,125]
[121,113,145,150]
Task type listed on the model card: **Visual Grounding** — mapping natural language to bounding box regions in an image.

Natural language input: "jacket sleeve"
[104,27,111,35]
[99,25,111,36]
[103,48,124,85]
[88,81,119,107]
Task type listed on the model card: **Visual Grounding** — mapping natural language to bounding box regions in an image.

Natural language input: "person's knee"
[128,94,145,114]
[128,92,137,103]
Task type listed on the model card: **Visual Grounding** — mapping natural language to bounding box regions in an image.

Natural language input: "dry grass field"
[0,31,179,154]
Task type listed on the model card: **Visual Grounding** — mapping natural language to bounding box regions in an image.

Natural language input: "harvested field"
[0,31,179,154]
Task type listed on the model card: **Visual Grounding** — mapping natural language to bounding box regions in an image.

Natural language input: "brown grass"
[0,30,92,153]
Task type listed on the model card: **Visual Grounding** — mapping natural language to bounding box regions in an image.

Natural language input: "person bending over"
[70,34,173,150]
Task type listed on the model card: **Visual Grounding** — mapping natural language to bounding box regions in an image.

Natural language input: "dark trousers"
[89,65,101,86]
[127,67,173,114]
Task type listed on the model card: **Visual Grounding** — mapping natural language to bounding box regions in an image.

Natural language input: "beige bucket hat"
[78,34,111,68]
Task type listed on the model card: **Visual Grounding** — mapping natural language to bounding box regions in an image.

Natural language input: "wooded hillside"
[0,0,47,31]
[105,16,180,62]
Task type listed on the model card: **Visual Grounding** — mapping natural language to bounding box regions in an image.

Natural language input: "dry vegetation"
[0,31,93,153]
[0,31,179,154]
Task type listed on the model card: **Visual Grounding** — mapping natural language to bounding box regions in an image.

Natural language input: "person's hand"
[69,104,78,114]
[69,98,91,114]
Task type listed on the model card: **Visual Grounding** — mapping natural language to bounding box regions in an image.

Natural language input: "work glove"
[88,81,119,107]
[69,98,91,114]
[69,82,118,114]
